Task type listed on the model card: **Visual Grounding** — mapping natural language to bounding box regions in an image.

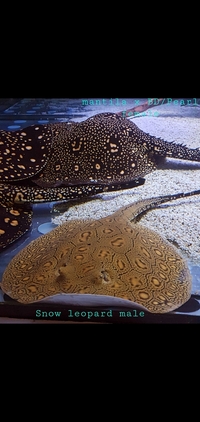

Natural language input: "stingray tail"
[149,137,200,162]
[118,189,200,222]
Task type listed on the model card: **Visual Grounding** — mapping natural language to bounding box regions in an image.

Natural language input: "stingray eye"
[100,271,111,283]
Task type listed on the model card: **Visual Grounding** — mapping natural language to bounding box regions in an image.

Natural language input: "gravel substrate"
[52,108,200,265]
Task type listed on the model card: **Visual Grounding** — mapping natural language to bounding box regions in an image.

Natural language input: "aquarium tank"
[0,98,199,324]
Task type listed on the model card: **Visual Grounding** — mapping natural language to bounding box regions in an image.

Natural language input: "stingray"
[1,189,200,313]
[1,112,200,251]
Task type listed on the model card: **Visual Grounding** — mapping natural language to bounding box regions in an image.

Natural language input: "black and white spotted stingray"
[0,112,200,251]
